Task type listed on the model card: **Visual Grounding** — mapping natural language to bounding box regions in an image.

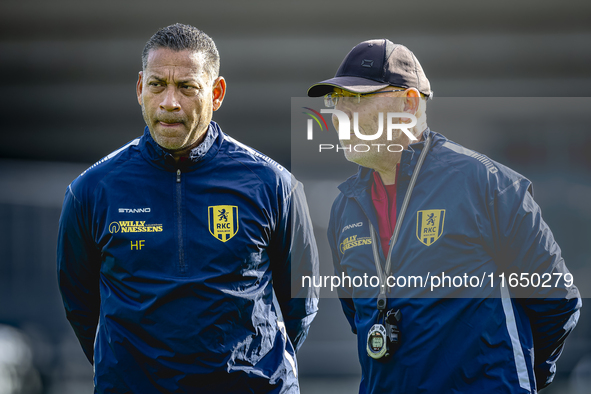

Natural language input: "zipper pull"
[176,169,181,183]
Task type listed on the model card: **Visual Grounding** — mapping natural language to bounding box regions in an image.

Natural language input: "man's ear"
[400,88,420,123]
[212,76,226,111]
[136,71,143,106]
[403,89,420,115]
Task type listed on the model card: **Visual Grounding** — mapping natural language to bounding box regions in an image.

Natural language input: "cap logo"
[361,59,374,68]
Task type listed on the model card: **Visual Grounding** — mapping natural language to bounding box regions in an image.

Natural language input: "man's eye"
[149,82,163,87]
[181,85,196,90]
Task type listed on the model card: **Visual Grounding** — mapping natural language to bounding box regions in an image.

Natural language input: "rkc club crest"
[416,209,445,246]
[208,205,239,242]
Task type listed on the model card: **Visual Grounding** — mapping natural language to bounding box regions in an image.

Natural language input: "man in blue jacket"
[307,39,581,393]
[57,23,319,393]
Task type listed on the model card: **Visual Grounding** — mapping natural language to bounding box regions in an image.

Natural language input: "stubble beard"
[141,103,198,152]
[340,123,408,170]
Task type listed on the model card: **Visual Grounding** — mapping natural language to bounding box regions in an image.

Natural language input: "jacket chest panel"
[336,196,496,298]
[96,176,273,281]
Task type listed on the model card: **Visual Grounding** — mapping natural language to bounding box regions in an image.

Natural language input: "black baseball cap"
[307,39,432,99]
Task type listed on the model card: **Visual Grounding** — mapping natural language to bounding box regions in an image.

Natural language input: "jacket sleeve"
[494,178,582,390]
[271,176,319,352]
[327,201,357,335]
[57,186,101,364]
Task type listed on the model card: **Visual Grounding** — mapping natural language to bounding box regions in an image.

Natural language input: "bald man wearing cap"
[308,39,581,393]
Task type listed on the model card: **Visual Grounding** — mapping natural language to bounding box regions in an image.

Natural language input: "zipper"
[176,169,186,275]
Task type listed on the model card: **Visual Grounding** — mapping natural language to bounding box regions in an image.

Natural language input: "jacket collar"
[338,128,435,198]
[139,121,224,172]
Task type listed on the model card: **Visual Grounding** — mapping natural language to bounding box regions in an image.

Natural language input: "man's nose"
[332,113,339,131]
[335,100,354,117]
[160,87,181,111]
[332,105,353,131]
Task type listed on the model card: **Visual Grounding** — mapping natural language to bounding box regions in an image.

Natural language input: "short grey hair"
[142,23,220,80]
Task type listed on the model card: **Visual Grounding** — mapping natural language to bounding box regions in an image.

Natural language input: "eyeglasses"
[323,90,407,107]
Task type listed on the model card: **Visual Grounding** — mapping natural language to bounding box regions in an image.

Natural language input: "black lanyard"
[368,134,432,311]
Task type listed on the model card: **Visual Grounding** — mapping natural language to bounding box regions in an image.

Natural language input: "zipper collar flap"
[140,121,224,172]
[338,166,373,198]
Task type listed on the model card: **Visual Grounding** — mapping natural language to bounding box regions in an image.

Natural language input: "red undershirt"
[371,165,399,258]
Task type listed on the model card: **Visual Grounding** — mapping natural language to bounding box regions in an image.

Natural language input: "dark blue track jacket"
[328,129,581,393]
[57,122,319,393]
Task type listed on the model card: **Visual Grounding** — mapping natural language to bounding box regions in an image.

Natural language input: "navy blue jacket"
[57,122,319,393]
[328,129,581,393]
